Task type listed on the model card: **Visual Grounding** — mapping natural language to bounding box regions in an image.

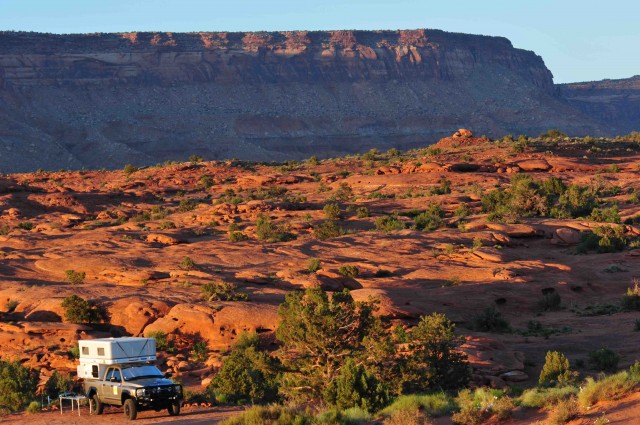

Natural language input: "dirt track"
[0,406,242,424]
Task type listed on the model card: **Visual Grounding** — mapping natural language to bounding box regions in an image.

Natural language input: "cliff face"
[0,29,601,172]
[558,75,640,134]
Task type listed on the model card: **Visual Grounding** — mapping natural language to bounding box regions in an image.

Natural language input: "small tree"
[404,313,471,392]
[323,203,342,220]
[208,332,279,404]
[323,358,390,413]
[65,270,85,285]
[539,351,577,387]
[0,359,39,412]
[61,295,102,324]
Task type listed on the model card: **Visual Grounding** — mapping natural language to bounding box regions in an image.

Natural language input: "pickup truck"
[84,362,183,420]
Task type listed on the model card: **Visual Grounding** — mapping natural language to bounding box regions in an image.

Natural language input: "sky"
[0,0,637,84]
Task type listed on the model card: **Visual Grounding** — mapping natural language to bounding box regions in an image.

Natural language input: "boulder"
[454,128,473,138]
[499,370,529,382]
[146,233,184,245]
[516,159,552,171]
[485,223,541,238]
[461,336,525,375]
[108,299,170,336]
[550,228,582,245]
[471,247,503,263]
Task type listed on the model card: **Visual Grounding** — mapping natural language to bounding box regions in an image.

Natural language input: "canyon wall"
[0,30,602,172]
[558,75,640,135]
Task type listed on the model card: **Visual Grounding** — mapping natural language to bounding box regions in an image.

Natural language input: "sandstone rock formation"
[0,29,604,172]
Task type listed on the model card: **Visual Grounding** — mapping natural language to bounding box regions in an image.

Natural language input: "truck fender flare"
[121,390,133,404]
[86,387,98,397]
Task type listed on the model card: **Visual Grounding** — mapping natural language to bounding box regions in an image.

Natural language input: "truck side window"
[91,365,98,378]
[113,369,121,382]
[105,368,114,381]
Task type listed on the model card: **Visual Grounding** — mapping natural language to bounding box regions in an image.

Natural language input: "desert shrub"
[123,163,137,175]
[471,305,510,333]
[454,203,470,218]
[557,184,597,218]
[323,203,342,220]
[200,175,214,188]
[622,280,640,310]
[537,291,562,311]
[413,204,445,231]
[383,408,431,425]
[306,155,319,166]
[452,388,513,425]
[430,178,451,195]
[578,368,640,408]
[147,331,174,352]
[314,220,344,240]
[403,313,471,392]
[333,182,354,202]
[307,258,321,273]
[256,214,295,242]
[338,265,359,278]
[45,370,73,398]
[189,154,204,163]
[26,401,41,414]
[179,256,196,271]
[540,129,567,139]
[61,295,102,324]
[64,269,85,284]
[374,269,393,278]
[589,348,620,372]
[229,231,248,242]
[576,225,632,253]
[375,214,405,232]
[0,359,39,412]
[17,222,34,231]
[589,205,621,223]
[69,345,80,359]
[191,341,209,362]
[323,358,390,412]
[356,207,370,218]
[379,393,456,418]
[539,351,578,387]
[201,282,248,302]
[546,397,578,425]
[178,198,198,212]
[219,405,306,425]
[519,386,579,408]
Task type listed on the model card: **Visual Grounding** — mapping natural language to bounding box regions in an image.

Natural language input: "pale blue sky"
[0,0,637,83]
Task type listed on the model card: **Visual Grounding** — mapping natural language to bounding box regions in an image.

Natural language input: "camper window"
[97,347,105,356]
[82,347,89,355]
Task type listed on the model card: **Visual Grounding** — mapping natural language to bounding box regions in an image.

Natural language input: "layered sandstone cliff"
[0,29,601,172]
[558,75,640,134]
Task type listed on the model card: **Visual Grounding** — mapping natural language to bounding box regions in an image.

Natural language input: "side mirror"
[164,372,173,378]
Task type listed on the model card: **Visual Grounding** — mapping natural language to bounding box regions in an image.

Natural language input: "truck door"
[100,368,115,402]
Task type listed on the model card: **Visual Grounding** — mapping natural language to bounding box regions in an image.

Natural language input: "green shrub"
[589,348,620,372]
[382,408,431,425]
[454,203,470,218]
[374,269,393,278]
[64,269,86,284]
[189,154,204,163]
[622,280,640,311]
[430,178,452,195]
[404,313,471,392]
[375,214,405,232]
[26,401,41,414]
[338,265,359,278]
[123,164,138,175]
[314,220,344,240]
[209,333,280,404]
[201,282,249,302]
[147,331,173,352]
[191,341,209,362]
[323,203,342,220]
[539,351,578,387]
[323,358,390,412]
[333,182,354,202]
[537,291,562,311]
[578,369,640,408]
[255,214,295,243]
[179,256,196,271]
[519,386,579,408]
[379,393,455,418]
[69,345,80,359]
[17,222,34,231]
[45,370,73,398]
[589,205,621,223]
[200,175,214,188]
[4,299,18,313]
[0,359,39,412]
[546,397,578,425]
[61,295,102,324]
[229,231,248,242]
[452,388,513,425]
[307,258,321,273]
[413,204,444,231]
[219,405,306,425]
[471,305,510,333]
[356,207,370,218]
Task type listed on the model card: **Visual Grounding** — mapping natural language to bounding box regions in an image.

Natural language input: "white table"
[59,395,88,416]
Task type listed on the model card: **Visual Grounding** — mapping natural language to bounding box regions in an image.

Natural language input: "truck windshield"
[121,365,164,381]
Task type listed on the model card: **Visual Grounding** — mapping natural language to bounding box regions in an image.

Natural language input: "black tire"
[167,401,180,416]
[123,398,137,420]
[91,394,104,415]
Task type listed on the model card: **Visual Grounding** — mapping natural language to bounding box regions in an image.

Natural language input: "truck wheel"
[167,401,180,416]
[91,394,104,415]
[123,398,137,420]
